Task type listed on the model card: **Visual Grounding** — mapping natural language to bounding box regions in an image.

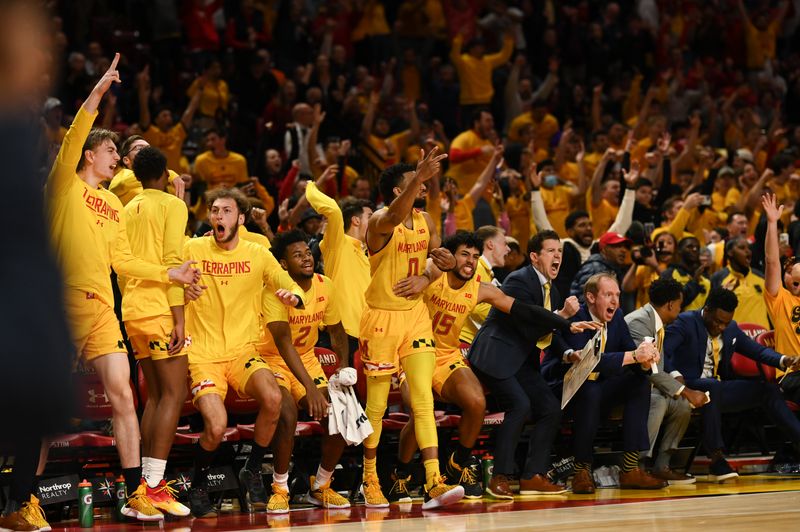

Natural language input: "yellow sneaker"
[121,482,165,521]
[422,478,464,510]
[359,475,389,508]
[304,476,350,509]
[19,495,50,532]
[147,480,191,517]
[267,483,290,514]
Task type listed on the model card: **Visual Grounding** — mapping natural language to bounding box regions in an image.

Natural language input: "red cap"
[598,232,632,249]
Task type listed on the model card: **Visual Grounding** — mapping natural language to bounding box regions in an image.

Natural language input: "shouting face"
[209,197,244,244]
[586,276,620,323]
[452,244,480,282]
[530,238,563,280]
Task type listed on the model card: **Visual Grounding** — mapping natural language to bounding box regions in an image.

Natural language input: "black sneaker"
[386,471,413,503]
[188,485,218,518]
[238,467,268,511]
[445,453,483,499]
[708,458,739,482]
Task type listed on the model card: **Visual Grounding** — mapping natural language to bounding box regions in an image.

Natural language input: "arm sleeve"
[530,190,554,231]
[736,327,784,367]
[487,36,514,68]
[260,248,307,306]
[47,107,97,197]
[306,181,344,259]
[449,147,483,164]
[262,288,290,324]
[608,188,636,235]
[164,201,189,306]
[112,220,170,283]
[663,320,687,374]
[322,280,342,326]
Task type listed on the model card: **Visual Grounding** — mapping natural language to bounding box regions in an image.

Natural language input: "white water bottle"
[643,336,659,374]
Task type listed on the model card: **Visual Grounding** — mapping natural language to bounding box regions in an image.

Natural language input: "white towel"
[328,369,373,445]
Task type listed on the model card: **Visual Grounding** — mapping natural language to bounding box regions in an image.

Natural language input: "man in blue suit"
[544,273,666,494]
[664,287,800,481]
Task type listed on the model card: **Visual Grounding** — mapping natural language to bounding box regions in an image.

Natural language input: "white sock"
[144,458,167,489]
[273,472,289,490]
[313,467,334,490]
[141,457,152,485]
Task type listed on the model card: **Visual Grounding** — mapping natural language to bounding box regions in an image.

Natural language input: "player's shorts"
[359,301,435,376]
[64,290,125,362]
[265,350,328,404]
[399,349,469,396]
[188,350,271,403]
[125,314,187,361]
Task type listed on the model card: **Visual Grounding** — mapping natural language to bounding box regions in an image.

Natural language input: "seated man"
[625,279,708,484]
[544,273,665,494]
[258,230,351,513]
[664,287,800,481]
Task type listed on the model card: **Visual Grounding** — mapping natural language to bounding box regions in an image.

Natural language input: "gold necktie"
[711,337,721,379]
[656,327,664,354]
[536,282,553,350]
[588,327,606,381]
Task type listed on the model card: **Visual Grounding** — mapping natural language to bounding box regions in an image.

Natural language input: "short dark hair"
[443,231,483,256]
[132,146,167,184]
[206,187,250,217]
[120,134,146,166]
[565,210,590,231]
[528,230,561,255]
[270,229,308,262]
[634,177,653,190]
[648,278,684,307]
[378,163,416,203]
[678,236,699,249]
[77,128,119,171]
[340,198,373,231]
[724,236,749,259]
[705,287,738,313]
[203,127,225,138]
[470,107,491,127]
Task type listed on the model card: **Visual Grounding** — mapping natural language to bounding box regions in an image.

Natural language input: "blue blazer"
[542,305,637,386]
[663,310,783,380]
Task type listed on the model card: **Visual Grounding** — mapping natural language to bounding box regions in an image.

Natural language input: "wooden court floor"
[51,475,800,531]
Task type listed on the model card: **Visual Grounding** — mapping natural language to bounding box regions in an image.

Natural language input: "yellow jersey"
[541,185,573,237]
[239,226,271,249]
[365,132,411,170]
[587,190,619,239]
[306,182,370,337]
[121,189,188,321]
[193,150,250,189]
[712,268,769,329]
[765,286,800,376]
[109,168,181,206]
[46,107,170,308]
[459,256,494,344]
[183,236,305,363]
[450,34,513,105]
[449,129,492,191]
[365,209,430,311]
[424,273,480,354]
[260,274,340,357]
[667,267,710,311]
[142,123,187,173]
[507,112,559,149]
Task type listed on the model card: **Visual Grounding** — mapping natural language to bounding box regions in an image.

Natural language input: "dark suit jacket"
[664,310,784,380]
[542,306,637,386]
[554,240,581,299]
[468,265,572,380]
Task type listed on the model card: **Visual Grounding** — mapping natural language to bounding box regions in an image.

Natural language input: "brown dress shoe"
[0,511,37,531]
[519,474,568,495]
[571,469,595,494]
[619,468,668,489]
[486,474,515,500]
[651,468,696,486]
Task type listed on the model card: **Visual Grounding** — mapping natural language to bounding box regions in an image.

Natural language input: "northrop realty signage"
[36,475,80,505]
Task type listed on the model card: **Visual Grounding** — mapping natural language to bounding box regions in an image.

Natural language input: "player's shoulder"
[98,186,124,208]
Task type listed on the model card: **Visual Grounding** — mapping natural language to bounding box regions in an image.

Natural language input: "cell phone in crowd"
[701,196,712,207]
[780,233,790,247]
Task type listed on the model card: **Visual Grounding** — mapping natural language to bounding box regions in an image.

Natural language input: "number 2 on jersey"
[294,326,312,347]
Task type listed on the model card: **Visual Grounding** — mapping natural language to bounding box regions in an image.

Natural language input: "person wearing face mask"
[710,236,768,328]
[569,231,633,303]
[661,236,710,310]
[529,158,582,237]
[544,273,665,494]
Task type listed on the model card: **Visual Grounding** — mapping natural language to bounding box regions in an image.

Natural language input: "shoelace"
[156,480,180,499]
[20,501,46,523]
[364,479,384,499]
[459,466,478,485]
[390,476,410,495]
[319,485,341,505]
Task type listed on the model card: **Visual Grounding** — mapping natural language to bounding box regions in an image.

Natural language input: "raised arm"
[361,91,379,139]
[180,77,203,130]
[591,84,603,132]
[137,65,152,130]
[465,144,503,205]
[307,104,326,177]
[527,160,554,231]
[762,192,784,297]
[487,33,515,68]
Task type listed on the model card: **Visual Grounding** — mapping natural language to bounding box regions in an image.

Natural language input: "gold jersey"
[365,209,431,311]
[424,273,480,353]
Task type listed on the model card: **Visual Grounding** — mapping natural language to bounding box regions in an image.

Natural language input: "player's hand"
[305,386,330,421]
[681,388,709,409]
[761,192,784,224]
[634,341,657,365]
[172,175,186,200]
[168,321,185,355]
[430,247,455,271]
[415,146,448,183]
[169,261,200,284]
[184,282,207,302]
[559,296,580,318]
[569,321,602,334]
[94,53,121,96]
[275,289,301,308]
[393,275,430,298]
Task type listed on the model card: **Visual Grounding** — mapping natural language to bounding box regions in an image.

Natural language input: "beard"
[413,197,427,209]
[214,221,239,244]
[452,266,475,282]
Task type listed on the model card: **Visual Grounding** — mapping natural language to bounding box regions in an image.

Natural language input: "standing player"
[258,230,351,513]
[359,148,465,510]
[46,54,197,521]
[122,146,190,516]
[183,189,310,518]
[392,232,598,500]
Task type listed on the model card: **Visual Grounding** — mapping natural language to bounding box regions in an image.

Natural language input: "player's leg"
[189,392,228,518]
[439,366,485,498]
[361,374,392,507]
[138,357,159,465]
[389,377,416,503]
[266,386,296,514]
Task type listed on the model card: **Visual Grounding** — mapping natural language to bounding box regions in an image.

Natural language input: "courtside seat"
[224,389,260,415]
[235,422,322,440]
[731,330,778,381]
[314,346,341,379]
[47,433,86,449]
[482,412,504,426]
[173,427,239,445]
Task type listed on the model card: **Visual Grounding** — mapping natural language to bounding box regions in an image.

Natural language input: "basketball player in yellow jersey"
[359,148,465,510]
[109,134,185,206]
[258,230,351,513]
[46,54,198,522]
[182,188,309,518]
[122,146,190,516]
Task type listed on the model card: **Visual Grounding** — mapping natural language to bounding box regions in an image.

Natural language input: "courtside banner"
[36,474,80,505]
[169,467,239,494]
[90,477,115,503]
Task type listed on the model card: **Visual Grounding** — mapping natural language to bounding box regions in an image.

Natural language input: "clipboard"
[561,330,603,409]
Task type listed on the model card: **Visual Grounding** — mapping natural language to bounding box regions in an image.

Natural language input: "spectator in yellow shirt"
[361,91,419,170]
[507,101,560,152]
[194,128,250,190]
[449,108,495,191]
[186,58,229,119]
[449,30,514,114]
[710,237,769,329]
[737,0,788,70]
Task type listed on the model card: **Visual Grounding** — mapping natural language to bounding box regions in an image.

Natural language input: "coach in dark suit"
[544,273,665,494]
[665,287,800,481]
[469,231,597,498]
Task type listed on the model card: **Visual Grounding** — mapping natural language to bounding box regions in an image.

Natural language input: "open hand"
[393,275,430,298]
[430,247,456,271]
[168,260,200,284]
[275,289,300,308]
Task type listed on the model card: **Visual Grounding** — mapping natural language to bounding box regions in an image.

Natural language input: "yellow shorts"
[399,349,468,396]
[64,290,125,362]
[264,350,328,404]
[125,314,187,361]
[188,350,271,403]
[359,302,435,376]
